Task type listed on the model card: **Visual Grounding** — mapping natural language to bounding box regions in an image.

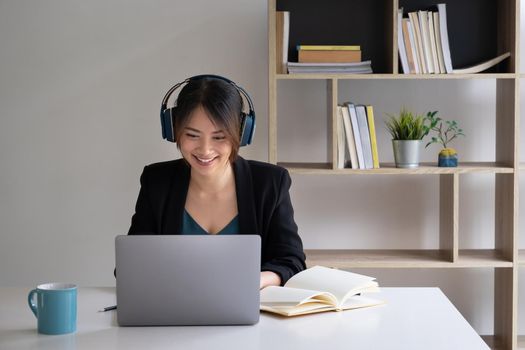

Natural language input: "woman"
[128,75,306,288]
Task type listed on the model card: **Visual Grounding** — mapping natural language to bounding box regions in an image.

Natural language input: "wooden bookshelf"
[269,0,519,348]
[305,249,513,268]
[276,73,518,80]
[279,162,514,175]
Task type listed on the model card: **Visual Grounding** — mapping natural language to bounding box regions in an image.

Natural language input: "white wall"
[0,0,268,287]
[0,0,524,336]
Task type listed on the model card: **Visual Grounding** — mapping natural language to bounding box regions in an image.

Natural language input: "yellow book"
[296,45,360,51]
[366,105,380,168]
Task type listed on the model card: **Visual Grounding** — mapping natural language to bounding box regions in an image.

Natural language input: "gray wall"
[1,0,525,335]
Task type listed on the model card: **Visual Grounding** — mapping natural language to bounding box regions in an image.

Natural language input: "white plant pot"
[392,140,421,168]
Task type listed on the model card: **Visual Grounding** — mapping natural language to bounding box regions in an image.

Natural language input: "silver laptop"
[115,235,261,326]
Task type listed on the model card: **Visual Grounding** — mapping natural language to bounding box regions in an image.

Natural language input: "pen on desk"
[98,305,117,312]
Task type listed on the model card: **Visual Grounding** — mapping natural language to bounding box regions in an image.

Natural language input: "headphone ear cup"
[161,107,177,143]
[240,112,255,146]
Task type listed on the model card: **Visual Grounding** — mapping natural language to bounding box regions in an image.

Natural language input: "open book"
[260,266,384,317]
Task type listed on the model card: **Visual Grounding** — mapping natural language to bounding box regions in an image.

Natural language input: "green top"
[182,209,239,235]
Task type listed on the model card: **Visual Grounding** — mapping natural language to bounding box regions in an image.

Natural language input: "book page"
[261,302,336,317]
[338,295,386,311]
[260,285,337,307]
[284,266,378,305]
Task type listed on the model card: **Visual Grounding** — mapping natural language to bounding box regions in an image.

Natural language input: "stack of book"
[397,4,510,74]
[336,103,379,170]
[288,45,373,74]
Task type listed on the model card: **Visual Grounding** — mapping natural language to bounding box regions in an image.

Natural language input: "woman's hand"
[260,271,281,289]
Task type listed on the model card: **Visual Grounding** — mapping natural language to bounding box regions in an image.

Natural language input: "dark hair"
[174,77,243,162]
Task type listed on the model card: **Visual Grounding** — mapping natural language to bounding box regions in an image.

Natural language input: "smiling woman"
[179,107,235,177]
[173,76,243,162]
[180,107,239,237]
[126,75,306,288]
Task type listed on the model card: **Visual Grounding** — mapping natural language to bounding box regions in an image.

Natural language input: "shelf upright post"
[495,1,519,347]
[439,173,459,262]
[328,78,338,169]
[392,0,399,74]
[494,77,518,350]
[268,0,278,164]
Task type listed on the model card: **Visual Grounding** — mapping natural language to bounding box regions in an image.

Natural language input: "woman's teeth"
[196,156,214,163]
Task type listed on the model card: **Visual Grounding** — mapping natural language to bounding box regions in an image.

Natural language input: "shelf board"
[278,162,514,175]
[304,249,512,268]
[276,73,517,80]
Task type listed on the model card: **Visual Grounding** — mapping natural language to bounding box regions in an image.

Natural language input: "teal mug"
[28,283,77,335]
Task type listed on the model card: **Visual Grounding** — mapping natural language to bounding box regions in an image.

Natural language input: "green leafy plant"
[424,111,465,150]
[385,108,429,140]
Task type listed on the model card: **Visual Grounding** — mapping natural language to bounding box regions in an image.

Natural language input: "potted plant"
[385,108,429,168]
[424,111,465,167]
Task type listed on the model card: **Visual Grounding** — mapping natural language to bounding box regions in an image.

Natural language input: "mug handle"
[27,289,38,317]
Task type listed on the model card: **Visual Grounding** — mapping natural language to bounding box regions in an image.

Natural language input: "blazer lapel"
[162,160,190,234]
[233,157,258,235]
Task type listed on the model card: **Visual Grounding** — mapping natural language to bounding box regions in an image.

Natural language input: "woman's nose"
[198,137,212,153]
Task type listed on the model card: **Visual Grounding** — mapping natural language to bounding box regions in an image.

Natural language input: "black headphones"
[160,74,256,146]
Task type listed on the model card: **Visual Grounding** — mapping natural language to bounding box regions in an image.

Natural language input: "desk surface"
[0,287,489,350]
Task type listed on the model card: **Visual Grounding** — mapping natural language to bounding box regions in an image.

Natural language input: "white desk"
[0,287,489,350]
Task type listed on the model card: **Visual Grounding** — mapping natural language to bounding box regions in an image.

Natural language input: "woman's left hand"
[260,271,281,289]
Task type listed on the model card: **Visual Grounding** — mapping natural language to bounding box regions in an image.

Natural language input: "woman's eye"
[186,133,198,139]
[213,136,226,141]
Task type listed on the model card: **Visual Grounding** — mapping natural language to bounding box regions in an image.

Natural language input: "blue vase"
[438,154,458,167]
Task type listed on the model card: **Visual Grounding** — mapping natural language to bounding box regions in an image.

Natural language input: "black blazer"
[128,156,306,284]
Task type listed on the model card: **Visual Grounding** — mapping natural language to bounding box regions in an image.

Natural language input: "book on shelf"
[452,52,511,74]
[403,18,420,73]
[397,8,410,74]
[296,45,360,51]
[434,2,511,74]
[418,10,434,74]
[275,11,290,74]
[432,11,446,74]
[427,12,441,73]
[355,105,374,169]
[399,4,509,75]
[287,61,372,74]
[340,105,359,169]
[435,3,453,73]
[408,11,427,74]
[260,265,383,317]
[365,105,380,169]
[298,49,362,63]
[338,103,379,169]
[336,106,346,169]
[344,102,365,169]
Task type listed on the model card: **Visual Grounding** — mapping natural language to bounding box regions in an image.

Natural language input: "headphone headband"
[160,74,256,146]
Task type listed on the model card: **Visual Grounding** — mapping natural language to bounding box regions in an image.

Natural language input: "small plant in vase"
[424,111,465,167]
[385,108,429,168]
